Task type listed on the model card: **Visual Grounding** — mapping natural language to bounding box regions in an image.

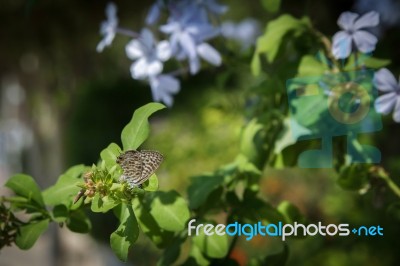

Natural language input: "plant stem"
[312,29,340,73]
[225,234,238,261]
[116,27,140,38]
[380,174,400,198]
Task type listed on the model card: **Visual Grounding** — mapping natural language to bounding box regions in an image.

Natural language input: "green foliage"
[147,191,190,232]
[252,14,311,75]
[100,143,121,168]
[188,174,225,209]
[5,174,45,208]
[121,102,166,150]
[110,204,140,262]
[337,164,371,191]
[261,0,281,13]
[15,219,49,250]
[192,222,229,258]
[66,209,91,233]
[43,165,86,206]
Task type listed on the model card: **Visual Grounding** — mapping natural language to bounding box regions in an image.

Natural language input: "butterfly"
[116,150,164,188]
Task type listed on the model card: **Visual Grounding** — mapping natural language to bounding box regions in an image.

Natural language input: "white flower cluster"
[332,11,379,59]
[96,1,227,107]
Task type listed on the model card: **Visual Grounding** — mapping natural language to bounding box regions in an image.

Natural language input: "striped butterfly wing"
[116,150,143,187]
[137,150,164,184]
[116,150,164,187]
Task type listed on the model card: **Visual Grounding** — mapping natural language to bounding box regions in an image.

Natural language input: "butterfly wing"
[137,150,164,185]
[116,150,143,186]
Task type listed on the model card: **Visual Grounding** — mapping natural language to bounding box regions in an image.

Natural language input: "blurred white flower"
[160,5,221,74]
[221,18,261,50]
[125,29,171,80]
[97,2,118,53]
[194,0,228,20]
[374,68,400,122]
[146,0,164,25]
[332,11,379,59]
[149,75,180,107]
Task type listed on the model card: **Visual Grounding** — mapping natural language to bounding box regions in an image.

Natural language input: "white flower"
[332,11,379,59]
[160,6,221,74]
[97,2,118,53]
[374,68,400,122]
[221,18,261,50]
[149,75,180,107]
[146,0,164,25]
[125,29,171,80]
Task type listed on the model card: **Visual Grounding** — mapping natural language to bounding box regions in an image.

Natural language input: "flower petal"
[140,28,155,49]
[197,43,222,66]
[125,39,145,59]
[337,12,359,31]
[159,75,180,94]
[146,1,162,25]
[353,30,378,53]
[156,40,172,61]
[373,68,399,92]
[149,75,180,107]
[353,11,379,30]
[130,58,148,80]
[187,24,219,42]
[160,22,178,34]
[221,21,236,38]
[206,0,228,14]
[189,56,201,75]
[393,97,400,122]
[179,32,197,59]
[332,31,352,59]
[146,59,163,77]
[374,92,397,114]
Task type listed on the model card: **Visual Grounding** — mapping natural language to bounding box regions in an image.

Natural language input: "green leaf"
[261,0,281,13]
[362,57,391,68]
[5,174,45,208]
[297,55,327,77]
[147,191,190,232]
[274,118,311,154]
[66,209,91,233]
[132,198,174,247]
[100,143,122,168]
[260,244,289,266]
[252,14,311,75]
[42,165,86,206]
[182,244,210,266]
[192,221,229,259]
[91,194,118,213]
[188,174,225,209]
[251,52,262,76]
[157,236,186,266]
[235,154,262,176]
[52,205,69,223]
[142,174,159,191]
[239,191,285,224]
[121,103,166,150]
[15,219,49,250]
[277,201,306,224]
[110,204,139,262]
[345,54,391,70]
[337,164,370,191]
[239,119,266,168]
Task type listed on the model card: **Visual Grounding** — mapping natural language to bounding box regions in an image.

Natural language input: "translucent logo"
[286,70,382,168]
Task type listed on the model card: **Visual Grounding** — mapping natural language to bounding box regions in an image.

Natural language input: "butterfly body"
[116,150,163,188]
